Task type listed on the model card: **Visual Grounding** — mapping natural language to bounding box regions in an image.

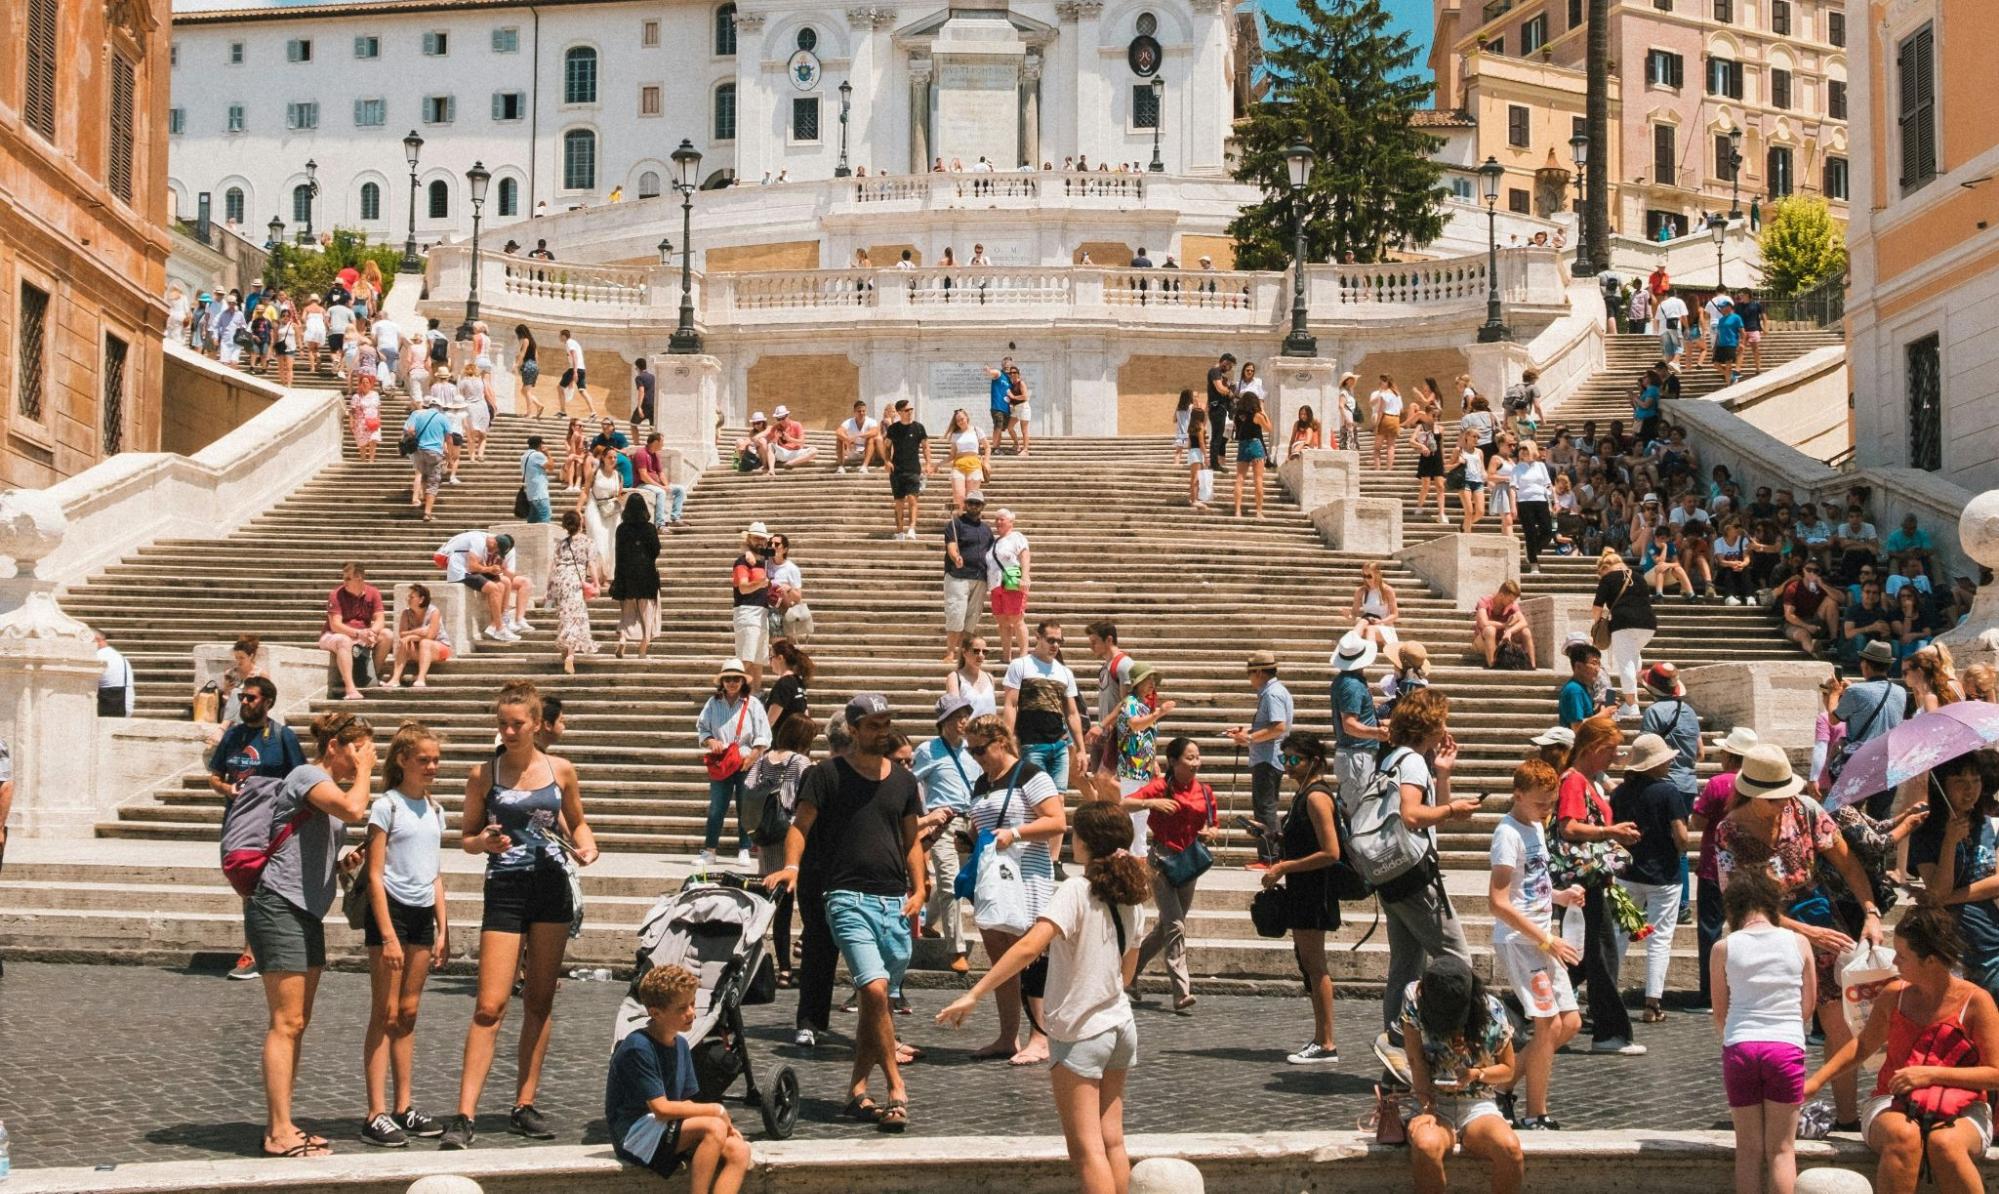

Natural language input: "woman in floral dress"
[548,510,597,674]
[1716,745,1886,1130]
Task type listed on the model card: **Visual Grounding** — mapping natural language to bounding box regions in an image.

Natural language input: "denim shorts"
[824,890,912,991]
[1022,740,1070,791]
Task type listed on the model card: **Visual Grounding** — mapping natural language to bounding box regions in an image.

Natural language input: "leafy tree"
[1756,197,1847,295]
[263,229,404,300]
[1227,0,1446,268]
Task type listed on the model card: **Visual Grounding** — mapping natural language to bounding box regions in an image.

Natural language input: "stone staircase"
[5,331,1834,985]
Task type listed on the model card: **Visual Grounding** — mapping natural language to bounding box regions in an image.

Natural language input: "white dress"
[584,468,621,565]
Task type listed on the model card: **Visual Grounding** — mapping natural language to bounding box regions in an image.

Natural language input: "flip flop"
[263,1138,331,1159]
[895,1043,924,1064]
[877,1099,909,1133]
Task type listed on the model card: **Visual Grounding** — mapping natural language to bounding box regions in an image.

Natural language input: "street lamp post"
[668,139,704,355]
[400,130,424,273]
[1726,127,1744,220]
[835,80,854,178]
[1568,130,1592,276]
[299,159,318,245]
[265,216,284,287]
[455,161,491,344]
[1709,212,1728,293]
[1148,79,1166,173]
[1476,156,1512,342]
[1280,141,1317,357]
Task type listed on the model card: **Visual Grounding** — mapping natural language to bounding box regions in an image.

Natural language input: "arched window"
[715,4,737,56]
[224,186,245,224]
[427,179,449,218]
[498,176,518,216]
[713,82,737,141]
[564,46,598,104]
[563,129,597,191]
[359,181,381,220]
[292,183,313,223]
[637,170,662,198]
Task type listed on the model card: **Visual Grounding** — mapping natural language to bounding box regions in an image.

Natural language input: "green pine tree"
[1226,0,1447,268]
[1755,197,1847,295]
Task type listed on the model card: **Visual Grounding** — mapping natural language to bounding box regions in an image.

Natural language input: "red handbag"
[703,700,752,781]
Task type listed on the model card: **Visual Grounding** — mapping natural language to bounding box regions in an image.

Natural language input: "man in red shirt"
[1471,580,1536,670]
[767,405,818,470]
[1648,264,1670,299]
[317,561,388,700]
[1777,561,1841,656]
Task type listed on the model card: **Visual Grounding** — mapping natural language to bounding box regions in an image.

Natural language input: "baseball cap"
[493,534,515,558]
[844,693,892,724]
[964,491,987,505]
[933,692,975,724]
[1530,726,1576,748]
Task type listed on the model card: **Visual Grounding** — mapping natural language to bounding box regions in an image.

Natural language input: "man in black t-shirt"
[767,694,923,1127]
[882,400,932,541]
[1206,353,1236,463]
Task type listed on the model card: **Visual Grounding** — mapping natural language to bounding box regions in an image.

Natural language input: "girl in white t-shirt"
[357,722,449,1146]
[940,801,1149,1194]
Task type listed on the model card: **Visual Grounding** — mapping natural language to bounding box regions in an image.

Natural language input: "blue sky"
[1258,0,1434,62]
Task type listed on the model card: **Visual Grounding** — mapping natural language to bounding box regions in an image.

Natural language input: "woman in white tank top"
[1711,871,1813,1194]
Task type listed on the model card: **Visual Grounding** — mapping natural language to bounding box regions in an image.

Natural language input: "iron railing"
[1750,272,1846,328]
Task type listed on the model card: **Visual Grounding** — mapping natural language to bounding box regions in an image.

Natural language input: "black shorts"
[560,368,587,388]
[890,471,923,499]
[364,894,439,948]
[1416,452,1445,478]
[328,333,346,352]
[481,862,575,934]
[462,574,493,592]
[1714,344,1739,364]
[449,432,466,446]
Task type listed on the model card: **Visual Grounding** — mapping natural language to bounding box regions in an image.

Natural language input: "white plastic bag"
[1838,942,1898,1036]
[973,844,1033,934]
[1196,468,1215,504]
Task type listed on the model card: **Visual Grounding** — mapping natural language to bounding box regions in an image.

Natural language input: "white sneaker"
[860,465,871,475]
[1589,1038,1648,1056]
[447,475,461,485]
[696,849,716,866]
[837,465,848,474]
[1724,596,1742,606]
[1286,1042,1340,1065]
[1615,704,1641,721]
[483,626,520,643]
[735,849,753,868]
[1527,565,1542,576]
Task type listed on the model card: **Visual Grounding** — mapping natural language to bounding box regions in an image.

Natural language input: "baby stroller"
[613,871,801,1139]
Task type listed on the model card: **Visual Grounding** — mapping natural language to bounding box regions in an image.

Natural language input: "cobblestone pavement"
[1,961,1748,1171]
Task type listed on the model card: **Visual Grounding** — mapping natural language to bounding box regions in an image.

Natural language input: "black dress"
[1280,781,1342,931]
[609,519,661,601]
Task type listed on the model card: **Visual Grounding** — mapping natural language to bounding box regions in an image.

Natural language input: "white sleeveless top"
[1722,922,1807,1048]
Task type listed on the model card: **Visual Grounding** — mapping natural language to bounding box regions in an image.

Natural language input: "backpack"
[219,774,310,898]
[1345,747,1435,895]
[428,331,449,365]
[739,754,797,847]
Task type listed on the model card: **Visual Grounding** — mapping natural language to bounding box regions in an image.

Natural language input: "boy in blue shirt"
[606,964,750,1184]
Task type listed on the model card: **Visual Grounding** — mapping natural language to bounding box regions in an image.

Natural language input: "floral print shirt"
[1715,796,1838,899]
[1114,693,1158,782]
[1399,981,1514,1096]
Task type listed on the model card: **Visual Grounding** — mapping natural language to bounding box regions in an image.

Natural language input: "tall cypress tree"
[1227,0,1446,268]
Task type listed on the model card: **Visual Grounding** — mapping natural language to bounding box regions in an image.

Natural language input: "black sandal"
[878,1099,909,1133]
[841,1095,882,1123]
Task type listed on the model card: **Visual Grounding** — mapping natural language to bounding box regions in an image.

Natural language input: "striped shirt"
[967,762,1061,917]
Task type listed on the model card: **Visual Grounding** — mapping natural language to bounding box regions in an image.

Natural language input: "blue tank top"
[486,756,563,873]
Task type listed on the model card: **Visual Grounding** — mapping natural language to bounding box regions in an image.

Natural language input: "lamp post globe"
[658,237,674,266]
[400,130,424,273]
[668,139,704,354]
[457,160,491,343]
[1476,155,1511,342]
[1280,140,1318,357]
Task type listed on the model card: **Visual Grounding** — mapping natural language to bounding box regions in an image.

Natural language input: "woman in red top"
[1122,737,1214,1013]
[1554,716,1644,1053]
[1805,906,1999,1194]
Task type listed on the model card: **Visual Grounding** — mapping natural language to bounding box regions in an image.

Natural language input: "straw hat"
[715,658,750,683]
[1245,649,1279,672]
[1621,733,1677,773]
[1734,744,1805,800]
[1719,726,1760,756]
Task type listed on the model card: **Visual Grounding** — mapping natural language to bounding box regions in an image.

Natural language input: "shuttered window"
[24,0,59,140]
[108,53,136,202]
[1507,104,1530,147]
[1653,124,1675,184]
[17,283,50,422]
[1898,24,1937,194]
[1770,68,1791,111]
[102,334,129,456]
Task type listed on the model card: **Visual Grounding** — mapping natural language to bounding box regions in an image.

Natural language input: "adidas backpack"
[1345,747,1434,893]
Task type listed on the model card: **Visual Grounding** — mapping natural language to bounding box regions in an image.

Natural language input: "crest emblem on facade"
[789,49,823,90]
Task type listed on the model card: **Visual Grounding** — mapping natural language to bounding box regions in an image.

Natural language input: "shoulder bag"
[1590,569,1630,650]
[703,700,753,781]
[955,761,1021,901]
[1827,684,1894,785]
[1153,779,1215,889]
[1548,775,1632,889]
[972,766,1034,934]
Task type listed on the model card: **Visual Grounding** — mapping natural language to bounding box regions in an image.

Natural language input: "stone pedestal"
[1936,489,1999,672]
[1267,357,1342,442]
[492,520,556,599]
[1520,595,1597,674]
[396,583,476,660]
[1276,448,1360,511]
[1395,533,1520,612]
[658,355,723,474]
[1681,661,1834,753]
[0,490,106,839]
[193,642,330,719]
[1308,497,1403,555]
[1462,339,1532,414]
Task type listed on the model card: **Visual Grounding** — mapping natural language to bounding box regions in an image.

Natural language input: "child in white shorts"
[1487,759,1586,1129]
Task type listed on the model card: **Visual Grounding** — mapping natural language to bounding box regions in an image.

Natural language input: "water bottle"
[593,968,613,982]
[1,1116,12,1180]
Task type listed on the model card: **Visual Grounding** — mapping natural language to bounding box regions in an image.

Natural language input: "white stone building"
[167,0,1251,244]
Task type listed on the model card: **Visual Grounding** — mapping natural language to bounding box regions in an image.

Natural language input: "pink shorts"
[990,587,1027,617]
[1722,1041,1805,1108]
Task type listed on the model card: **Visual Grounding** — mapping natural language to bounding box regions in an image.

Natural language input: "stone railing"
[426,245,695,321]
[843,170,1147,209]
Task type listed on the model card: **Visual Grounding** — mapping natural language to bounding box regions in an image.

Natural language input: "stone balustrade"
[427,247,693,322]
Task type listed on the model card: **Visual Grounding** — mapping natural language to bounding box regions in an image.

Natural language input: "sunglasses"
[1043,637,1064,647]
[968,647,988,655]
[967,740,994,756]
[1280,753,1304,769]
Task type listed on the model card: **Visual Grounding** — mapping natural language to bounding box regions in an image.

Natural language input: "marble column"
[909,57,933,172]
[1020,51,1042,169]
[733,11,768,180]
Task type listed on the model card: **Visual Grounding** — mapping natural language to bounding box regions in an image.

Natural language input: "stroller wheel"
[759,1064,801,1139]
